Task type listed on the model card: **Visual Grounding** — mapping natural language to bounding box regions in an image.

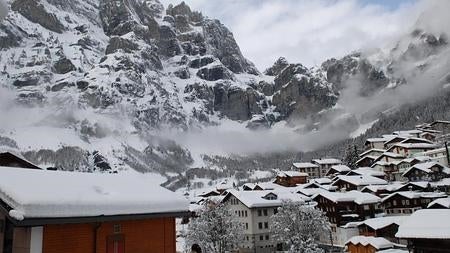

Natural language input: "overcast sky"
[160,0,423,70]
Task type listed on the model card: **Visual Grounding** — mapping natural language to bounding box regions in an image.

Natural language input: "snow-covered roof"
[312,158,342,165]
[349,167,386,177]
[396,209,450,239]
[315,190,380,205]
[402,161,449,176]
[359,149,386,157]
[361,182,403,193]
[428,197,450,208]
[366,138,388,143]
[224,189,309,208]
[0,167,189,220]
[329,165,351,173]
[334,175,387,186]
[311,177,333,185]
[277,171,308,178]
[376,249,408,253]
[346,236,393,249]
[380,152,406,158]
[381,191,447,202]
[359,216,406,230]
[292,162,318,168]
[391,143,438,150]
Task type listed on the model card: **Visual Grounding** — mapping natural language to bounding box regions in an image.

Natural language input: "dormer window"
[263,193,278,200]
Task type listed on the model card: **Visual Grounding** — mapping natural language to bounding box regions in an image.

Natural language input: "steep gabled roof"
[346,236,393,250]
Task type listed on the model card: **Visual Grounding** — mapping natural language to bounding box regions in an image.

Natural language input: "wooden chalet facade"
[313,191,382,227]
[0,167,189,253]
[402,162,449,182]
[345,236,393,253]
[382,191,446,216]
[274,171,308,187]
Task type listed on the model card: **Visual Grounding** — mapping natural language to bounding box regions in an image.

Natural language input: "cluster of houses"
[0,120,449,253]
[188,120,450,253]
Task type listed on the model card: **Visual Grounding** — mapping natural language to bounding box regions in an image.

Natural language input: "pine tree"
[343,143,360,169]
[185,203,244,253]
[270,201,331,253]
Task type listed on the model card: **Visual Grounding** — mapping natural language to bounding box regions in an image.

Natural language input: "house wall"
[30,227,43,253]
[346,243,377,253]
[42,217,176,253]
[12,227,31,253]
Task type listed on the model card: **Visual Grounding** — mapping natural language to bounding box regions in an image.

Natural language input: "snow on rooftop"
[225,189,309,208]
[376,249,408,253]
[360,216,406,230]
[329,165,351,173]
[334,175,388,186]
[428,197,450,208]
[0,167,189,219]
[277,171,308,178]
[382,191,447,202]
[292,162,319,168]
[350,167,386,177]
[316,190,380,205]
[346,236,393,250]
[312,158,342,165]
[402,161,449,176]
[311,177,333,185]
[396,209,450,239]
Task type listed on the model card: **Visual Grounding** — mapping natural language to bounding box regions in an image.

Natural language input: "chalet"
[0,152,42,170]
[347,167,386,179]
[291,162,320,178]
[394,181,431,192]
[421,147,449,166]
[326,165,351,177]
[402,162,450,182]
[393,130,423,138]
[242,183,264,191]
[374,157,431,181]
[0,166,189,253]
[427,197,450,209]
[357,216,406,244]
[396,209,450,253]
[383,136,408,150]
[332,175,387,191]
[274,171,308,187]
[360,149,386,159]
[420,131,438,142]
[387,142,438,158]
[312,158,342,178]
[356,156,377,168]
[222,189,310,253]
[365,138,388,150]
[313,191,382,227]
[429,120,450,134]
[345,236,394,253]
[361,183,403,197]
[381,191,447,216]
[372,152,406,165]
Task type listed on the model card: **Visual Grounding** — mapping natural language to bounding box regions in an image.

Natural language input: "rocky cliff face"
[0,0,449,176]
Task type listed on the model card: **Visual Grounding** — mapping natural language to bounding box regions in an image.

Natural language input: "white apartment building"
[222,189,310,253]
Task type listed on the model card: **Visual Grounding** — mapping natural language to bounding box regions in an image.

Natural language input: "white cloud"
[160,0,422,70]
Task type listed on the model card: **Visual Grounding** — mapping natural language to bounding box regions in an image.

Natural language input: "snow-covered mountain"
[0,0,449,182]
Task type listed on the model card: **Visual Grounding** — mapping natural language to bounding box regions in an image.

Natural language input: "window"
[260,235,264,241]
[393,200,397,206]
[274,208,278,214]
[363,205,370,210]
[263,209,268,216]
[107,235,124,253]
[258,210,262,216]
[113,224,121,234]
[245,223,249,230]
[265,235,270,240]
[258,222,263,229]
[245,210,248,217]
[264,222,269,229]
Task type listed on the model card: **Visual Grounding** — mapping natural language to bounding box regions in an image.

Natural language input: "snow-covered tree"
[270,201,331,253]
[343,143,360,169]
[185,202,244,253]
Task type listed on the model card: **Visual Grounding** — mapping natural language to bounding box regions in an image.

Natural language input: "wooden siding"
[42,218,175,253]
[346,243,377,253]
